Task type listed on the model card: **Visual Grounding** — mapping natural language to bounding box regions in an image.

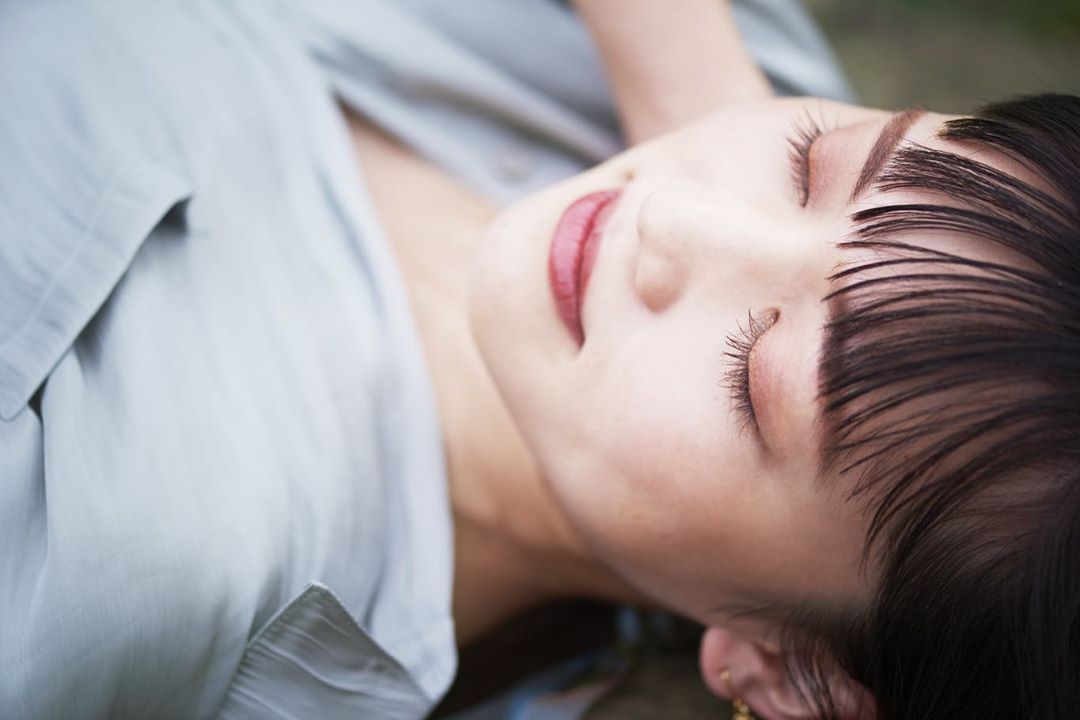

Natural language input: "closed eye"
[787,114,826,207]
[723,309,778,442]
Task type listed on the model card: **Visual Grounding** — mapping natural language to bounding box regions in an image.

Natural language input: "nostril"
[632,186,696,312]
[634,245,684,313]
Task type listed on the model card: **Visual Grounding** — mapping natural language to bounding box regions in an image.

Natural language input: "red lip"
[548,189,621,345]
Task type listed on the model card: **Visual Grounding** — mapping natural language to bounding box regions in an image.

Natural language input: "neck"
[443,346,639,644]
[421,240,638,646]
[346,111,640,646]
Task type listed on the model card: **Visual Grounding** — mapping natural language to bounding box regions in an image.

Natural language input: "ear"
[700,626,870,720]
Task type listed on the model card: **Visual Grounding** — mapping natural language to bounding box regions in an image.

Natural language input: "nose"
[632,183,826,313]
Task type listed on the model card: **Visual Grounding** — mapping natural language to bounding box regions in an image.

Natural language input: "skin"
[468,98,1025,718]
[570,0,771,143]
[469,96,909,619]
[353,95,1012,718]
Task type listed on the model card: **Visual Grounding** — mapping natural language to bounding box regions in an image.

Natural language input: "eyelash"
[787,114,826,207]
[720,115,827,437]
[723,310,777,436]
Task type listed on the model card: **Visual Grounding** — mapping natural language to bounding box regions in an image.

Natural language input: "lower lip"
[548,189,621,345]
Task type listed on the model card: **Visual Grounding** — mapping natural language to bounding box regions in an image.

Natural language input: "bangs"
[817,108,1080,565]
[770,94,1080,720]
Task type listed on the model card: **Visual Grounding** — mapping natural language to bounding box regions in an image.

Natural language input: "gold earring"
[732,697,756,720]
[719,669,756,720]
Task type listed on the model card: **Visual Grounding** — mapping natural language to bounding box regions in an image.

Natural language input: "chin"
[466,208,517,358]
[467,198,560,430]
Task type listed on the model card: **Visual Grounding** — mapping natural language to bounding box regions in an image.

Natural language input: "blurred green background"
[805,0,1080,113]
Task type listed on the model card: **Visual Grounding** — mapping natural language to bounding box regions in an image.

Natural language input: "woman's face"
[468,97,961,622]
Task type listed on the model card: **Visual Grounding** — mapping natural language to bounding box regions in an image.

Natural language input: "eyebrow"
[849,107,925,202]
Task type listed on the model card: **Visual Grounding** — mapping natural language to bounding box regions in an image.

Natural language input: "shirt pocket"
[216,582,432,720]
[0,158,192,421]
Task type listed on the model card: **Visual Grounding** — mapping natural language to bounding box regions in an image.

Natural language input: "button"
[496,147,533,182]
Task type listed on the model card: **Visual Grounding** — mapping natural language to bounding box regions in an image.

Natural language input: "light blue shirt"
[0,1,850,718]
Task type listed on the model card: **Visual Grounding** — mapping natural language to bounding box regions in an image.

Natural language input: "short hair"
[787,93,1080,719]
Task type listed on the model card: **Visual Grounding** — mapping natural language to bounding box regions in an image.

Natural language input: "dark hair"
[782,93,1080,719]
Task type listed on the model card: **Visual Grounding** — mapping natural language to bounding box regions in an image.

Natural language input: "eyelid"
[724,309,778,447]
[787,115,826,207]
[747,309,779,440]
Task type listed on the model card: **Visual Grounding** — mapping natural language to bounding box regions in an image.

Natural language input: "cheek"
[559,334,869,609]
[548,329,763,596]
[583,324,736,495]
[739,491,870,603]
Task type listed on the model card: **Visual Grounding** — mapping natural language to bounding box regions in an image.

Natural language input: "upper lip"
[548,189,622,345]
[577,193,620,336]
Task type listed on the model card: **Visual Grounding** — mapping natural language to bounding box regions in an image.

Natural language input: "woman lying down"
[0,1,1077,718]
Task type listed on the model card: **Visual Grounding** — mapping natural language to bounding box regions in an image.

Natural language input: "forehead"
[814,109,1060,541]
[811,108,1051,523]
[843,111,1050,280]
